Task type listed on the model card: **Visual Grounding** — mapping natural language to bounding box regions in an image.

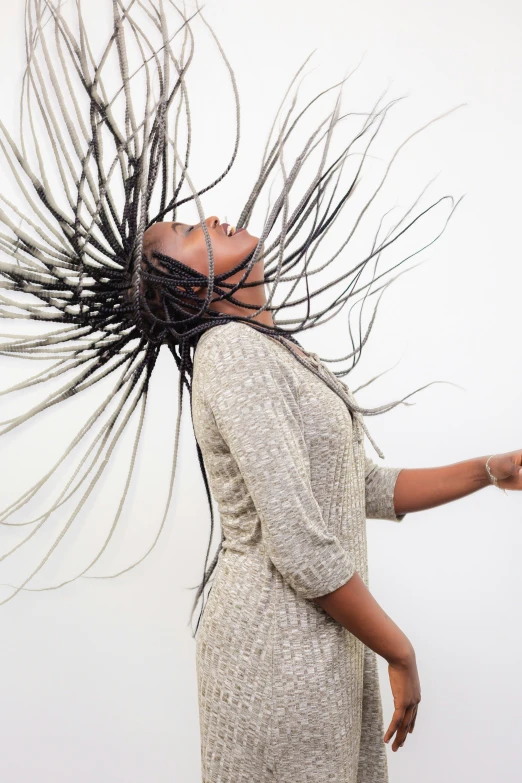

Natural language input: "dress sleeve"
[364,453,407,522]
[200,327,357,600]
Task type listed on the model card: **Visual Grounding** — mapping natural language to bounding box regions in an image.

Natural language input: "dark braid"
[0,1,463,635]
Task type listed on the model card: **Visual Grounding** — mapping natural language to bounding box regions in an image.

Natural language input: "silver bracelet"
[485,455,508,496]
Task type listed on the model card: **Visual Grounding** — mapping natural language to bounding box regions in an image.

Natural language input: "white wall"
[0,1,520,781]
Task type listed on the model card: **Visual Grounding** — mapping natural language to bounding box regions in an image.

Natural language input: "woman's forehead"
[144,221,179,242]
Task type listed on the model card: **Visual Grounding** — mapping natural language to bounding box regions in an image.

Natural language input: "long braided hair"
[0,0,463,634]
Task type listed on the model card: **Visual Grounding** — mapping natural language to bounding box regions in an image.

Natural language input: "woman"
[140,215,522,781]
[1,3,520,782]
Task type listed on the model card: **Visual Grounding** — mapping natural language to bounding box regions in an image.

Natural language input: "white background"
[0,1,521,781]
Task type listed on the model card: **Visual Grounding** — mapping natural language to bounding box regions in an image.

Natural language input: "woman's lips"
[220,222,246,237]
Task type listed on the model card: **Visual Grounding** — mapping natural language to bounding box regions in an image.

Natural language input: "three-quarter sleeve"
[200,328,356,600]
[364,453,406,522]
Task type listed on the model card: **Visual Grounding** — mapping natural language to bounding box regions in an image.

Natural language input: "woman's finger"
[384,707,406,745]
[394,705,416,750]
[385,706,413,750]
[408,704,418,733]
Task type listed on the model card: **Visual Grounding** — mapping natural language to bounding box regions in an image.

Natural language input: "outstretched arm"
[391,451,522,516]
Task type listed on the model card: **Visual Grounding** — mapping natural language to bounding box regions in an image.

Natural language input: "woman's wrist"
[473,456,492,489]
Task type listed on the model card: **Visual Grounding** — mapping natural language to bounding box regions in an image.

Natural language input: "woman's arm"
[392,452,522,516]
[313,572,421,752]
[392,456,489,515]
[313,571,413,664]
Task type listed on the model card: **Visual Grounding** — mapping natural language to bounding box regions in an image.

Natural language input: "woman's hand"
[384,650,421,752]
[487,450,522,491]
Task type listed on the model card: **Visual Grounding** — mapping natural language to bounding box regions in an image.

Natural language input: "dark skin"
[144,216,522,753]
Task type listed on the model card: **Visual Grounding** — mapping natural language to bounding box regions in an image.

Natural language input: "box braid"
[0,0,464,635]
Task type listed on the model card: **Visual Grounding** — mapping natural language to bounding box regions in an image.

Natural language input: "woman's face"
[142,216,259,283]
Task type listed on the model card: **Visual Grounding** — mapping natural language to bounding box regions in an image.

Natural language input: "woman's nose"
[205,216,220,229]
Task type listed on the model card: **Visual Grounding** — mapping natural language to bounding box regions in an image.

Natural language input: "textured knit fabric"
[191,321,407,783]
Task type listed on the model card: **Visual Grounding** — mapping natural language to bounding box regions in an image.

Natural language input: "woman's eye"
[186,225,195,234]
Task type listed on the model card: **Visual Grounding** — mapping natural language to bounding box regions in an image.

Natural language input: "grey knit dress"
[191,321,407,783]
